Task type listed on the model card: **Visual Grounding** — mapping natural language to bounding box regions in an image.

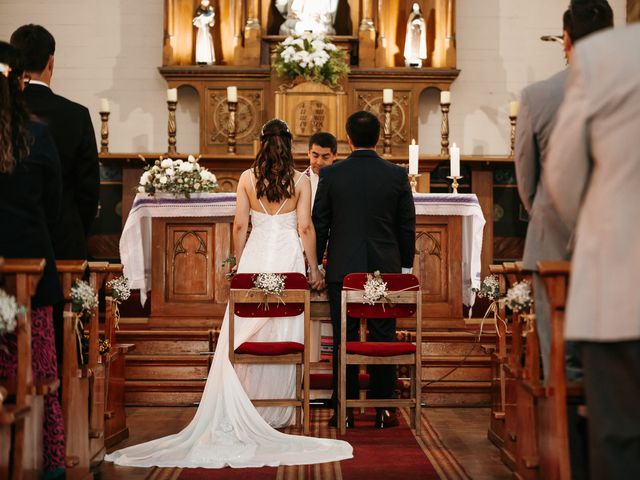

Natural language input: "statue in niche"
[404,2,427,68]
[193,0,215,65]
[275,0,339,36]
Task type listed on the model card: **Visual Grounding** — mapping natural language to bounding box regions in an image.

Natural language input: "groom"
[313,111,416,428]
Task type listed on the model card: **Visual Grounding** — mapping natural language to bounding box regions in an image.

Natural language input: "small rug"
[147,409,470,480]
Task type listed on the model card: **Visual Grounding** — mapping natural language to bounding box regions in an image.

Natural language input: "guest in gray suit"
[514,0,613,379]
[545,20,640,480]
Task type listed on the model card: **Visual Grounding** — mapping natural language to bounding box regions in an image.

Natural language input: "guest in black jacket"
[0,41,65,479]
[11,24,100,260]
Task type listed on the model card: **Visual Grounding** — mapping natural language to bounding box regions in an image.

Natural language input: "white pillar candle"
[167,88,178,102]
[440,90,451,104]
[509,100,520,117]
[227,86,238,103]
[383,88,393,104]
[408,139,419,175]
[449,142,460,177]
[99,98,109,113]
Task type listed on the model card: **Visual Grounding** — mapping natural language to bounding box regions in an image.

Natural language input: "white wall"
[0,0,627,156]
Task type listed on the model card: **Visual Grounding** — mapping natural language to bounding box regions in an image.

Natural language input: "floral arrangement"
[138,155,218,199]
[472,275,500,301]
[253,273,286,297]
[81,334,111,358]
[0,288,21,336]
[363,271,389,305]
[71,280,98,364]
[273,32,350,87]
[504,280,533,313]
[106,275,131,330]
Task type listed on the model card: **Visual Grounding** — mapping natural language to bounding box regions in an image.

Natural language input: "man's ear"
[563,31,573,63]
[47,55,54,74]
[347,137,355,152]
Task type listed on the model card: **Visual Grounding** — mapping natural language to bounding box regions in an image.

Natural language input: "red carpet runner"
[147,409,470,480]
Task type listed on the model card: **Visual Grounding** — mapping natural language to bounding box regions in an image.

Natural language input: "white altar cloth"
[120,192,485,306]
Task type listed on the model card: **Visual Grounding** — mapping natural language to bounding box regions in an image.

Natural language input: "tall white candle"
[167,88,178,102]
[227,86,238,103]
[99,98,109,113]
[383,88,393,104]
[408,139,419,175]
[440,90,451,104]
[509,100,520,117]
[449,142,460,177]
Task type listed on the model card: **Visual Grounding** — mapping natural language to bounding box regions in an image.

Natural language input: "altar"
[120,192,484,330]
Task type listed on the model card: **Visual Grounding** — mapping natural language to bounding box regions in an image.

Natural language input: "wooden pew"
[537,261,575,480]
[103,264,134,448]
[0,258,46,480]
[86,262,109,467]
[57,260,93,480]
[486,264,508,449]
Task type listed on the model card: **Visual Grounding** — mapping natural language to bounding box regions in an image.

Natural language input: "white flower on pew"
[472,274,500,301]
[253,273,286,297]
[106,275,131,330]
[0,288,22,336]
[504,280,533,313]
[71,280,98,320]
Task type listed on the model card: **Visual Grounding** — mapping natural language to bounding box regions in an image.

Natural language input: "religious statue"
[193,0,215,65]
[275,0,339,36]
[404,3,427,68]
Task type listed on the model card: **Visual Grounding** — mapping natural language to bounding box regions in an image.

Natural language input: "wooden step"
[422,380,492,407]
[126,355,211,380]
[116,330,213,355]
[124,379,207,406]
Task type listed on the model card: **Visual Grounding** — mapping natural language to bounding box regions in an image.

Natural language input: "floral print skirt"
[0,306,65,475]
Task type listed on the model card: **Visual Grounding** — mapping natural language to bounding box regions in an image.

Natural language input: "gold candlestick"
[440,101,450,156]
[167,100,177,155]
[446,175,462,194]
[408,173,421,193]
[509,114,517,157]
[383,102,392,156]
[227,100,237,154]
[99,111,110,154]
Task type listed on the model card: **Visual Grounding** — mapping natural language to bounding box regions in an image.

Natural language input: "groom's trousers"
[328,282,397,407]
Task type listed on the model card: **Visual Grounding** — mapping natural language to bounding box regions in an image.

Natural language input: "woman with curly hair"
[0,41,65,479]
[106,119,351,469]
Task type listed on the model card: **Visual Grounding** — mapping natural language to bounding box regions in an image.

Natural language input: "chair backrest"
[344,273,420,319]
[230,272,308,317]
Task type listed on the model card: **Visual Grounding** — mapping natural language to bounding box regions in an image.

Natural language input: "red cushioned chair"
[339,273,422,435]
[228,272,311,434]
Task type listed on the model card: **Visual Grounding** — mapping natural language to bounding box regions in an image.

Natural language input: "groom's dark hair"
[10,24,56,73]
[346,111,380,148]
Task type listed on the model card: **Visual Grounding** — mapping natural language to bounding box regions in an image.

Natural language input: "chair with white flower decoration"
[338,273,422,435]
[228,272,311,434]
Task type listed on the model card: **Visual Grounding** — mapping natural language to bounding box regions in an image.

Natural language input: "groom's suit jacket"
[23,83,100,260]
[312,149,416,284]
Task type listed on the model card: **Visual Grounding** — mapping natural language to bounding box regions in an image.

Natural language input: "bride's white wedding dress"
[105,194,353,468]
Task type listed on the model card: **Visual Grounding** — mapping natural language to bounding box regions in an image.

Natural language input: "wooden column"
[233,0,245,63]
[243,0,261,66]
[472,168,493,280]
[359,0,376,67]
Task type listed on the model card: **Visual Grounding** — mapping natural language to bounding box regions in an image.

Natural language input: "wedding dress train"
[105,206,352,468]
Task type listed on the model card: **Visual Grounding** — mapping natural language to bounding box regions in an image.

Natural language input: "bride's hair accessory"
[0,63,12,78]
[260,118,291,138]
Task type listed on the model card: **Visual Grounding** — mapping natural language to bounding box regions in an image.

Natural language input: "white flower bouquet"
[0,288,21,336]
[138,155,218,199]
[71,280,98,321]
[363,271,389,305]
[273,32,350,87]
[504,280,533,313]
[106,275,131,330]
[253,273,286,297]
[473,275,501,301]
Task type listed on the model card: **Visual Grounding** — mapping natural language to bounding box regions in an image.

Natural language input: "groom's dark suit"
[23,83,100,260]
[313,149,416,403]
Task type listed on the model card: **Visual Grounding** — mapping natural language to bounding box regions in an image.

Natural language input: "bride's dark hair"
[252,118,295,203]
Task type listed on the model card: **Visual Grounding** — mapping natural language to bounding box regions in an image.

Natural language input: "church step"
[125,355,211,380]
[125,379,207,406]
[116,330,214,355]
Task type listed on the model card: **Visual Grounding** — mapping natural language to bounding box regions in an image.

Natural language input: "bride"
[105,119,352,468]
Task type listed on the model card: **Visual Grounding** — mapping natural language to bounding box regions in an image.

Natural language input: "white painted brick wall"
[0,0,627,155]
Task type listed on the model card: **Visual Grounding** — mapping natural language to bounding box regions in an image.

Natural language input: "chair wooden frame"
[228,275,311,435]
[338,275,422,436]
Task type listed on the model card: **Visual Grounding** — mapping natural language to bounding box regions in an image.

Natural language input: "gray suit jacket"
[545,24,640,341]
[515,69,572,271]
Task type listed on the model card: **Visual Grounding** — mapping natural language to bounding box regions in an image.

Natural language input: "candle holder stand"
[167,100,177,155]
[408,173,421,193]
[509,114,517,157]
[447,175,462,194]
[227,100,238,154]
[383,102,392,156]
[99,111,110,154]
[440,101,450,156]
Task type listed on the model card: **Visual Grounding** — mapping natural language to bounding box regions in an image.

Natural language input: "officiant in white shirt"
[305,132,337,206]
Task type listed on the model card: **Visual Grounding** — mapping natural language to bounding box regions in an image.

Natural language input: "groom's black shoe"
[328,408,355,428]
[375,408,399,428]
